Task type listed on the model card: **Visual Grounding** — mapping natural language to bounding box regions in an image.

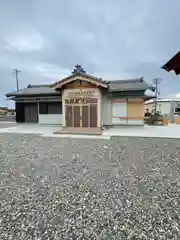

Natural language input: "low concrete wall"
[127,119,144,125]
[39,114,62,124]
[0,115,15,122]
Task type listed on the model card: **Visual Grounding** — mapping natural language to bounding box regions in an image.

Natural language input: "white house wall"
[101,96,144,126]
[101,94,112,126]
[112,100,127,125]
[111,98,144,126]
[127,120,144,125]
[39,114,63,124]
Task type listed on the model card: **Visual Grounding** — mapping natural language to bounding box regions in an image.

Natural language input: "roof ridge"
[109,78,143,83]
[27,84,51,88]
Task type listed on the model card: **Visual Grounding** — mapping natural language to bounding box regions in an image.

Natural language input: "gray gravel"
[0,133,180,239]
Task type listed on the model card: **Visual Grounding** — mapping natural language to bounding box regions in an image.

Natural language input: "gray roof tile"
[108,78,154,91]
[6,78,154,97]
[6,85,60,97]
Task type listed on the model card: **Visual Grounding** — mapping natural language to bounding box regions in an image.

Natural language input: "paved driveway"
[2,123,180,139]
[0,133,180,239]
[0,122,17,129]
[103,124,180,138]
[0,124,110,139]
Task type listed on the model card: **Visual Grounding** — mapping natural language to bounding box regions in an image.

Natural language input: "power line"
[12,68,21,91]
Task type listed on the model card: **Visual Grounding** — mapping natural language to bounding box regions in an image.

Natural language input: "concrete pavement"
[1,123,180,139]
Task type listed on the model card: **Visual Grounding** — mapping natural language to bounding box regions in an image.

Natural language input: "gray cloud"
[0,0,180,107]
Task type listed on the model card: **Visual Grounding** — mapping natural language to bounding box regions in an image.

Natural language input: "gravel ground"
[0,133,180,239]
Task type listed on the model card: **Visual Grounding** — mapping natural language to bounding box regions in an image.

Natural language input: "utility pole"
[153,78,162,114]
[12,68,21,91]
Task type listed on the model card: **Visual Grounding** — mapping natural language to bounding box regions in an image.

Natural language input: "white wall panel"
[112,102,127,117]
[112,101,127,125]
[127,120,144,125]
[39,114,62,124]
[102,95,112,125]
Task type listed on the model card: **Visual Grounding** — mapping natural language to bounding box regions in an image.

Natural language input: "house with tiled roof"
[6,65,154,131]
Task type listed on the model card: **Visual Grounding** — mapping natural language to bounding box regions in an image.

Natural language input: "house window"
[39,102,48,114]
[39,102,62,114]
[48,102,62,114]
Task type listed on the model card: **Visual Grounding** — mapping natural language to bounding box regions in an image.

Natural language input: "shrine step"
[54,127,102,135]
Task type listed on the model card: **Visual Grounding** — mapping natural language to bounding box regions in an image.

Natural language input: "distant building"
[145,93,180,117]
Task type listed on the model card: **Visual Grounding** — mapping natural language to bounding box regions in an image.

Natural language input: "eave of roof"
[6,77,154,98]
[6,85,61,98]
[162,51,180,75]
[144,96,155,101]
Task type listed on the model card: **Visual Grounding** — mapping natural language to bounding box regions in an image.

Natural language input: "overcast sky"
[1,0,180,107]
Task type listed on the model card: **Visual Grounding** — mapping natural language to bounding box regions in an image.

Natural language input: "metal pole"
[153,78,162,114]
[15,69,19,91]
[155,78,158,114]
[12,68,21,91]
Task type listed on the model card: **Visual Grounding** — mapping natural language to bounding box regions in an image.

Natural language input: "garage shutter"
[127,102,143,119]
